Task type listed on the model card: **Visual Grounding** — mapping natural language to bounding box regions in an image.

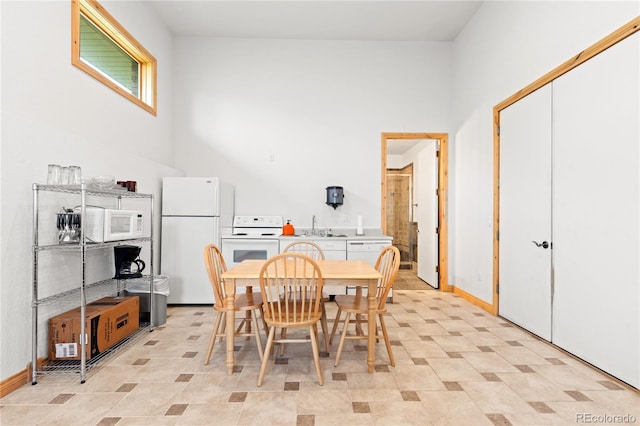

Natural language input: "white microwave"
[84,208,143,242]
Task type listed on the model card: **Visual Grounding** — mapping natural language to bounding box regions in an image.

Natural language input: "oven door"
[221,238,280,294]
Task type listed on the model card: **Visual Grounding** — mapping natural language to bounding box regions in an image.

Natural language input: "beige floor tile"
[487,324,538,341]
[580,389,640,417]
[172,373,233,404]
[390,364,447,391]
[346,371,398,390]
[296,389,352,414]
[0,404,60,426]
[503,412,576,425]
[462,352,521,374]
[117,416,178,425]
[314,412,374,426]
[497,371,576,402]
[237,392,299,425]
[460,330,509,347]
[418,390,494,425]
[461,381,538,414]
[544,400,612,423]
[427,358,486,382]
[37,392,126,426]
[402,340,449,359]
[492,345,553,366]
[434,319,478,333]
[532,364,612,391]
[104,383,187,417]
[368,400,431,425]
[432,335,482,353]
[175,402,240,425]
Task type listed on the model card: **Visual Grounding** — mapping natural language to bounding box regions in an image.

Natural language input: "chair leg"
[235,319,246,334]
[252,309,264,361]
[257,325,277,386]
[309,324,324,385]
[218,314,226,343]
[320,301,329,353]
[355,313,364,336]
[334,311,352,367]
[329,307,342,345]
[244,310,252,339]
[378,313,395,366]
[205,311,224,365]
[279,327,287,356]
[259,309,269,335]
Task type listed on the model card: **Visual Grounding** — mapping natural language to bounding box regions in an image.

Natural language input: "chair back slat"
[374,246,401,309]
[204,244,228,307]
[259,253,323,326]
[283,241,326,260]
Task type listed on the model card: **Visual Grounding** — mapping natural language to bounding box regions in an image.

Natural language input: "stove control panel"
[233,215,284,228]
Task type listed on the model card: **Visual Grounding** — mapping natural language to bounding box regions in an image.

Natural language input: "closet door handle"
[532,240,550,249]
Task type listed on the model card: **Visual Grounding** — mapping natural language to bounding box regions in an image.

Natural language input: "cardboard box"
[48,296,139,361]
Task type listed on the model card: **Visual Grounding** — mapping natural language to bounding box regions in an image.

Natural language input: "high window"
[72,0,157,115]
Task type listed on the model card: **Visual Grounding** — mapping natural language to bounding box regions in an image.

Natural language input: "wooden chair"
[282,241,330,353]
[329,245,400,367]
[203,244,266,365]
[257,253,324,386]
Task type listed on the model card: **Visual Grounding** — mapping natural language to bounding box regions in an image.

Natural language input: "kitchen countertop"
[279,229,393,241]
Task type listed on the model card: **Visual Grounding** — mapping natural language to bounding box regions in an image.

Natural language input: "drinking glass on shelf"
[47,164,61,185]
[60,167,70,185]
[68,166,82,185]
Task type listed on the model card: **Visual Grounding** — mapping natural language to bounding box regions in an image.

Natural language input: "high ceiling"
[149,1,483,41]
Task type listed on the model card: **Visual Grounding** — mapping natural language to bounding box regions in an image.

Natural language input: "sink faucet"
[311,214,317,235]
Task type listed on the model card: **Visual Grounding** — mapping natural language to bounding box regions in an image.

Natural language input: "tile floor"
[1,271,638,425]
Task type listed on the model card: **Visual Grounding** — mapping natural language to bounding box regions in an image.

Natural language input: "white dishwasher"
[346,240,393,297]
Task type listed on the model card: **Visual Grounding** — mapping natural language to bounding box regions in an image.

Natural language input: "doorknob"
[532,240,550,249]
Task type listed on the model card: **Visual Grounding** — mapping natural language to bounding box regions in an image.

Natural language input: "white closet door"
[552,33,639,388]
[499,84,553,341]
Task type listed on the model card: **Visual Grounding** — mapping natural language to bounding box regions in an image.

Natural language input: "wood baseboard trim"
[451,285,497,315]
[0,367,30,398]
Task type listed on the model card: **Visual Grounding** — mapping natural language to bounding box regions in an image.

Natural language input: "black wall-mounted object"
[326,186,344,209]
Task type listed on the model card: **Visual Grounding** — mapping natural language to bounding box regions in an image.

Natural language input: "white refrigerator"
[161,177,234,304]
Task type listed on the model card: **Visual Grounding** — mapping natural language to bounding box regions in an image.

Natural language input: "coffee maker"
[114,245,145,279]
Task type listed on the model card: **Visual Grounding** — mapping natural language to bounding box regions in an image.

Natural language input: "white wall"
[0,1,180,381]
[173,37,452,231]
[450,1,639,302]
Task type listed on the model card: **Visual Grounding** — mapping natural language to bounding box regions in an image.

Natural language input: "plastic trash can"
[124,275,170,326]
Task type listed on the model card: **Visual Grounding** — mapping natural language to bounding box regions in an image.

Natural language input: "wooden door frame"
[381,132,450,292]
[492,17,640,315]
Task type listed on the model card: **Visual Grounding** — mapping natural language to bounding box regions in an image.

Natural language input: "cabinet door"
[499,83,553,341]
[552,33,639,388]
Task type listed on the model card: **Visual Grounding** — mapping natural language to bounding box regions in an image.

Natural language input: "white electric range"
[220,215,283,270]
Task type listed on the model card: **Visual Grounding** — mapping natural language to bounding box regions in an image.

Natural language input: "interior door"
[416,140,439,288]
[552,33,639,388]
[499,84,553,341]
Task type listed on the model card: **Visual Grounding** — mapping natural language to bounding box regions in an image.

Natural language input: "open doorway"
[381,132,450,292]
[386,163,415,271]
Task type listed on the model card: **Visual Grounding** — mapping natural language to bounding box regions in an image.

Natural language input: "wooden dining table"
[220,259,382,374]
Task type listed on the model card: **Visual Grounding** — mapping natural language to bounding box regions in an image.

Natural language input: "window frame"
[71,0,157,115]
